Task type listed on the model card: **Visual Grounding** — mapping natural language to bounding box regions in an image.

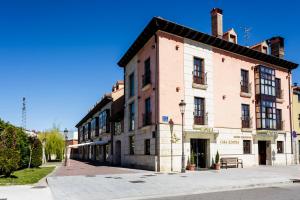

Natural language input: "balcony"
[143,112,152,127]
[276,120,284,131]
[240,82,252,98]
[276,89,284,103]
[192,72,207,90]
[142,73,151,90]
[241,117,252,132]
[194,113,208,126]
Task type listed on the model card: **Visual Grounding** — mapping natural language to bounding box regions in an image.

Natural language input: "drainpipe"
[154,33,160,171]
[288,70,294,160]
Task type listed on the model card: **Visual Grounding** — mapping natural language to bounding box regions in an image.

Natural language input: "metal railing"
[241,117,252,129]
[194,112,208,125]
[276,89,284,99]
[276,120,284,130]
[193,72,207,85]
[240,82,251,94]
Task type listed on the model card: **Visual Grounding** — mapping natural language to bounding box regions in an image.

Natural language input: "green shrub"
[215,150,220,164]
[0,126,21,177]
[31,138,43,168]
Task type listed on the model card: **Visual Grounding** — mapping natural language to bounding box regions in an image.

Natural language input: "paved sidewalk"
[47,165,300,200]
[53,159,146,176]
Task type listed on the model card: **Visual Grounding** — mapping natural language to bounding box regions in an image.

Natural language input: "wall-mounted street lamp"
[179,100,186,173]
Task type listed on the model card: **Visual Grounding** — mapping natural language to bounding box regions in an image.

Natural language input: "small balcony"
[241,117,252,131]
[276,120,284,131]
[142,73,151,89]
[194,113,208,126]
[240,82,252,98]
[276,89,284,103]
[143,112,152,127]
[192,72,207,90]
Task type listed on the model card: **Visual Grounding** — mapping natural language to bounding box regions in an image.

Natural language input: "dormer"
[223,28,238,44]
[250,41,269,54]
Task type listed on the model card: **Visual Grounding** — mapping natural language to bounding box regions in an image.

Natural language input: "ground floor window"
[129,135,135,155]
[277,141,284,153]
[145,139,150,155]
[243,140,251,154]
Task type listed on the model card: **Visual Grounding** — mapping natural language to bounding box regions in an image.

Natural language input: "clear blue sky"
[0,0,299,131]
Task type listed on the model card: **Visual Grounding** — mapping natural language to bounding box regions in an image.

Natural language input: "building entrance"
[190,139,208,169]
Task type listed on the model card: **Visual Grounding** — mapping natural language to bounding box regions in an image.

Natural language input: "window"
[241,104,250,128]
[88,123,91,139]
[255,66,276,96]
[143,97,151,126]
[276,109,282,130]
[243,140,251,154]
[193,57,205,85]
[262,46,268,54]
[143,58,151,86]
[145,139,150,155]
[129,103,135,131]
[129,73,135,97]
[256,100,276,129]
[298,114,300,128]
[229,34,236,43]
[298,94,300,102]
[194,97,205,125]
[277,141,284,153]
[91,117,99,137]
[129,135,135,155]
[241,69,249,93]
[275,78,282,99]
[114,122,122,135]
[99,110,110,133]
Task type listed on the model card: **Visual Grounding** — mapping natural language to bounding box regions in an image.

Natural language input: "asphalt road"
[149,184,300,200]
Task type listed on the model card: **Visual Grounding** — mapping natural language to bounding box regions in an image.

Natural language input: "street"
[150,184,300,200]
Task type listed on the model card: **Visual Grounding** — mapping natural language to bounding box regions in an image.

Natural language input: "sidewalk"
[0,164,59,200]
[47,165,300,200]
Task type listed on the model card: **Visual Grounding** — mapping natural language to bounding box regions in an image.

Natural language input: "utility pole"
[22,97,26,130]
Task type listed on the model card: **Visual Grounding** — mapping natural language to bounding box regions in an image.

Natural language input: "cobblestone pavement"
[52,159,146,177]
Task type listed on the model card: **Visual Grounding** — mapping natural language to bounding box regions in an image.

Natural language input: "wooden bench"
[220,157,243,169]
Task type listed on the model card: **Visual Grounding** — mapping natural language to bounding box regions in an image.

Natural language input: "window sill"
[240,92,251,98]
[142,83,151,92]
[276,98,284,103]
[193,124,208,129]
[192,83,208,90]
[241,128,252,132]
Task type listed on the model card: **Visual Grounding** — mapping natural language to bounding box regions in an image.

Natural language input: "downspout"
[288,70,294,159]
[154,33,160,171]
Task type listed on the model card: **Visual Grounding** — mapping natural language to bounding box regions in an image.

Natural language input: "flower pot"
[187,164,196,171]
[214,163,221,170]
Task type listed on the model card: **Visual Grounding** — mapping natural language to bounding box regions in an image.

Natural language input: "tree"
[31,138,43,167]
[0,126,21,177]
[39,127,64,161]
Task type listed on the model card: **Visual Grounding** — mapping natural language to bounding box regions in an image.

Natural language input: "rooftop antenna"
[22,97,26,130]
[240,26,252,46]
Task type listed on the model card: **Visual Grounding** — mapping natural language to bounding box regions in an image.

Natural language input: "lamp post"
[169,119,174,172]
[64,128,68,166]
[179,100,186,173]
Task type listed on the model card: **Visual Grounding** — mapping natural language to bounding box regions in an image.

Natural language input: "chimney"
[268,36,284,59]
[211,8,223,38]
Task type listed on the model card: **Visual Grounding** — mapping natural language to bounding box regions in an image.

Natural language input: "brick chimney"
[268,36,284,59]
[211,8,223,38]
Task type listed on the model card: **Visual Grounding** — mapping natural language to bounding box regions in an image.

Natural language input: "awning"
[68,140,108,148]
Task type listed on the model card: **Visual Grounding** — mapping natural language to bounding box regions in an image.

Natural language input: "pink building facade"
[115,8,298,171]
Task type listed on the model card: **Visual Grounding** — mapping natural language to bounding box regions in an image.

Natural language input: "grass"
[0,166,55,186]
